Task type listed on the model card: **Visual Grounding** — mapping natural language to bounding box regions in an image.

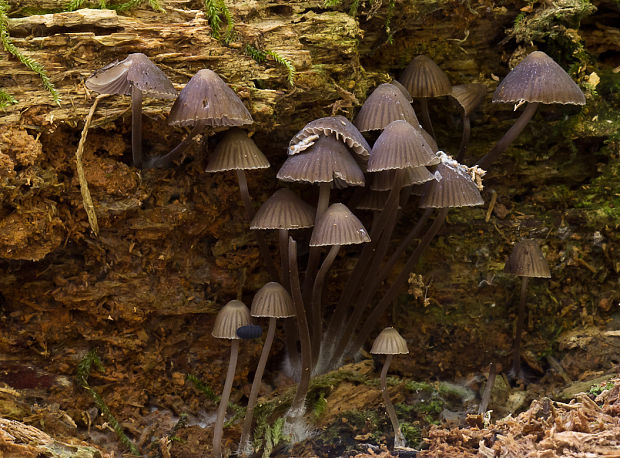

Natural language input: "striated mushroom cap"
[86,53,177,99]
[289,116,371,157]
[505,239,551,278]
[310,203,370,246]
[205,128,269,172]
[168,69,253,127]
[493,51,585,105]
[212,300,251,339]
[354,83,420,132]
[251,188,315,230]
[390,79,413,103]
[370,327,409,355]
[451,83,487,116]
[370,166,436,191]
[399,55,451,98]
[251,282,296,318]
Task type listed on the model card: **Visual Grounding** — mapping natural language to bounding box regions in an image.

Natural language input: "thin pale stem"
[143,124,203,169]
[279,229,300,369]
[476,102,539,169]
[419,98,435,140]
[512,276,529,378]
[456,114,470,163]
[213,340,239,458]
[238,317,277,457]
[478,362,496,415]
[380,355,405,449]
[131,86,143,168]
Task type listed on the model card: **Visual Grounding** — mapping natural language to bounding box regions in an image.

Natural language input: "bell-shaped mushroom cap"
[370,166,436,191]
[419,154,485,208]
[420,127,439,153]
[212,300,251,339]
[357,190,401,211]
[251,282,296,318]
[505,239,551,278]
[309,203,370,246]
[390,79,413,103]
[451,83,487,116]
[86,53,177,99]
[250,189,315,230]
[289,116,371,158]
[168,69,254,127]
[370,327,409,355]
[493,51,586,105]
[354,83,420,132]
[399,55,452,98]
[205,128,269,172]
[277,135,365,188]
[368,120,440,172]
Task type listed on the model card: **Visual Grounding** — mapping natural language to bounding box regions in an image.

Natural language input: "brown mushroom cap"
[399,55,452,98]
[390,79,413,103]
[367,120,440,172]
[85,53,177,99]
[370,166,435,191]
[212,300,251,339]
[370,327,409,355]
[451,83,487,116]
[205,128,270,172]
[251,282,296,318]
[505,239,551,278]
[354,83,420,132]
[168,69,254,127]
[419,156,484,208]
[309,203,370,246]
[277,135,365,188]
[289,116,371,158]
[250,188,315,230]
[493,51,586,105]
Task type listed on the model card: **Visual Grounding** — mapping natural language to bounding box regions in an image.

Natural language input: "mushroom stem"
[131,86,143,168]
[143,124,203,169]
[236,170,279,280]
[512,276,529,378]
[419,98,435,139]
[348,208,449,357]
[478,362,497,415]
[279,228,300,369]
[238,317,277,457]
[380,354,406,449]
[476,102,539,169]
[213,339,239,458]
[311,245,341,364]
[288,237,313,415]
[456,114,470,163]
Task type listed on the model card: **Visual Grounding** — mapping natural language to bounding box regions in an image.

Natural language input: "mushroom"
[205,128,277,279]
[505,239,551,379]
[450,83,487,162]
[144,68,253,168]
[354,83,419,133]
[211,299,251,458]
[370,327,409,450]
[85,53,177,168]
[238,282,295,457]
[399,55,451,139]
[477,51,585,169]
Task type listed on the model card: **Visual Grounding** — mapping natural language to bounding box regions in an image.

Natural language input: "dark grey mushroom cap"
[451,83,487,116]
[399,55,452,98]
[251,282,296,318]
[205,128,269,172]
[212,300,251,339]
[493,51,586,105]
[370,327,409,355]
[354,83,420,132]
[390,79,413,103]
[309,203,370,246]
[250,188,315,230]
[367,120,440,172]
[85,53,177,99]
[419,161,484,208]
[288,115,371,158]
[505,239,551,278]
[277,135,365,188]
[168,69,253,127]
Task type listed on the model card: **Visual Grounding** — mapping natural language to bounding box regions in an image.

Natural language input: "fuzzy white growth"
[288,134,319,155]
[436,151,486,191]
[283,406,316,444]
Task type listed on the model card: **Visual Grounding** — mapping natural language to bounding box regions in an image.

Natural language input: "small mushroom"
[450,83,487,162]
[505,239,551,379]
[211,300,251,458]
[85,53,177,168]
[354,83,419,132]
[238,282,295,457]
[370,327,409,450]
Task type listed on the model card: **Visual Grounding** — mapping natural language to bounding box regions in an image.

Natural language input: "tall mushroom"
[371,327,409,450]
[354,83,420,133]
[85,53,177,168]
[450,83,487,162]
[505,239,551,379]
[238,282,295,457]
[211,300,251,458]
